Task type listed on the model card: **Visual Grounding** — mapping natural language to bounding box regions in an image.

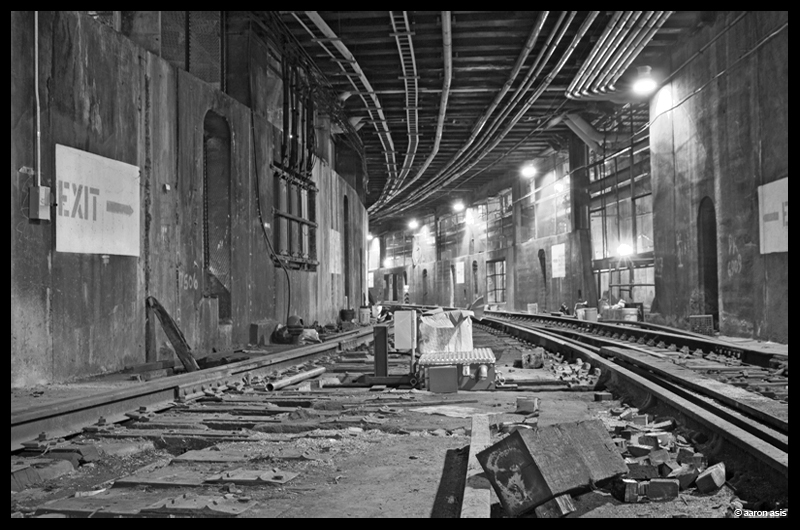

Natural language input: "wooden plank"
[605,347,788,433]
[146,296,199,372]
[461,414,492,519]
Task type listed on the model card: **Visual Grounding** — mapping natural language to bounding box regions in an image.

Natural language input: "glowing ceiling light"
[632,66,657,96]
[383,258,393,269]
[453,200,465,212]
[367,233,374,241]
[408,219,419,230]
[554,182,565,193]
[521,165,537,178]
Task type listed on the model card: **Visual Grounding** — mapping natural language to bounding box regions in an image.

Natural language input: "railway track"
[476,314,788,484]
[11,327,376,452]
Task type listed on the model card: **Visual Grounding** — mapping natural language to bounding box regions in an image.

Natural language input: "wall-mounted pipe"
[34,11,42,187]
[265,366,327,392]
[299,12,399,206]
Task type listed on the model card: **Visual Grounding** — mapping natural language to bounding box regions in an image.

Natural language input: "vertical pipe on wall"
[34,11,42,187]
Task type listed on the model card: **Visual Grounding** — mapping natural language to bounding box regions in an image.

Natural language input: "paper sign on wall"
[758,178,788,254]
[330,229,342,273]
[552,243,566,278]
[55,144,140,256]
[455,261,465,284]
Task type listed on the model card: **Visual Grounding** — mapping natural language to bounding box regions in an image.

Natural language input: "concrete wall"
[10,11,367,387]
[649,11,788,342]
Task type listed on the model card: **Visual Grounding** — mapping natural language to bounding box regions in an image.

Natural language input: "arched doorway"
[203,111,232,321]
[697,197,719,327]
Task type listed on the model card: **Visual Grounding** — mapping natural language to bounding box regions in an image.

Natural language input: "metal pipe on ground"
[266,366,327,392]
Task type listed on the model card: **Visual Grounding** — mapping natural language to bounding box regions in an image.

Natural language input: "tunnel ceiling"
[274,11,706,230]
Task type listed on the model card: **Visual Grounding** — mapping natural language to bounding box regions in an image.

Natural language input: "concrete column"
[569,134,598,306]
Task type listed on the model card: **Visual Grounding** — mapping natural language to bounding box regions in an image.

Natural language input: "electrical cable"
[250,99,292,326]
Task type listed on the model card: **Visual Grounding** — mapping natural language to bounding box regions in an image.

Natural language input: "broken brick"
[668,464,699,490]
[649,448,670,466]
[648,479,680,501]
[676,447,695,465]
[638,434,661,448]
[627,444,652,458]
[534,494,576,518]
[612,479,639,503]
[594,392,614,402]
[695,463,726,493]
[626,462,660,480]
[659,461,682,478]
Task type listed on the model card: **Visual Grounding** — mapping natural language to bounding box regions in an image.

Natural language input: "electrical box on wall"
[29,186,51,221]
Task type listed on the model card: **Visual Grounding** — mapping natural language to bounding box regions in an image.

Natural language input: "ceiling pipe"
[567,11,673,101]
[589,11,660,93]
[567,11,634,98]
[377,11,548,215]
[385,11,419,200]
[440,11,566,183]
[386,12,566,214]
[299,12,399,204]
[371,11,452,215]
[381,12,599,217]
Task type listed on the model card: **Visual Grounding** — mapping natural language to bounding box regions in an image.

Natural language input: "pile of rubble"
[605,406,726,503]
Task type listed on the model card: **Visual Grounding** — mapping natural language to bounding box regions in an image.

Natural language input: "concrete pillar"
[569,134,598,306]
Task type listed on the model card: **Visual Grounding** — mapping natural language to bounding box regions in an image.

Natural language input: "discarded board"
[477,419,627,517]
[461,414,492,519]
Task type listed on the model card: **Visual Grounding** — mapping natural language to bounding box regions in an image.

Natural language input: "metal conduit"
[567,11,625,98]
[377,12,568,217]
[376,11,547,216]
[569,11,642,98]
[297,12,400,206]
[375,11,452,212]
[385,11,600,213]
[386,12,419,199]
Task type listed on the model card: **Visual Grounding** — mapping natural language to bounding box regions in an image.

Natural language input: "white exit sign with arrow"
[55,144,140,257]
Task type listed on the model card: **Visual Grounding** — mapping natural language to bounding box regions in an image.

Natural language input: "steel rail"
[478,318,789,480]
[11,327,375,452]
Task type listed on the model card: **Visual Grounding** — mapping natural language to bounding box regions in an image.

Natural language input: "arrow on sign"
[106,201,134,216]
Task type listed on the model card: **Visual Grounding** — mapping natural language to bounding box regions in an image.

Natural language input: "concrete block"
[478,419,627,517]
[249,320,278,346]
[534,494,576,518]
[637,481,649,497]
[515,397,540,415]
[649,448,670,466]
[648,479,680,501]
[627,444,653,458]
[668,464,699,490]
[676,447,695,465]
[594,391,614,402]
[659,461,682,478]
[631,414,649,426]
[695,463,726,493]
[612,438,628,453]
[626,462,660,480]
[692,453,708,470]
[638,434,661,448]
[612,478,639,503]
[650,419,675,431]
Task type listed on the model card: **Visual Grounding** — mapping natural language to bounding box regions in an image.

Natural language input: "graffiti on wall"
[726,235,742,278]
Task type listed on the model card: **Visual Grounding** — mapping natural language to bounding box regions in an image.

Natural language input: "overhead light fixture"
[452,200,465,212]
[367,233,374,241]
[632,66,657,96]
[383,258,393,269]
[521,164,537,178]
[617,243,634,257]
[554,182,565,193]
[408,219,419,230]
